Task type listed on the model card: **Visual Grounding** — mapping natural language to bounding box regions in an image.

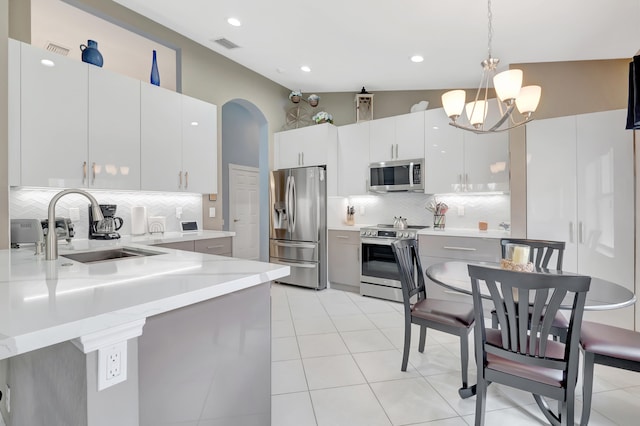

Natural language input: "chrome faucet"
[46,189,104,260]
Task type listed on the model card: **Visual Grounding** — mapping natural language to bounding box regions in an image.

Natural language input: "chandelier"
[441,0,541,134]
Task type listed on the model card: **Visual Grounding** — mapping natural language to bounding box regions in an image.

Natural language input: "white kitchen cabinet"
[369,112,425,163]
[140,84,183,191]
[328,230,361,291]
[526,109,634,329]
[181,96,217,194]
[419,234,500,308]
[141,86,217,193]
[155,237,233,257]
[88,66,141,190]
[19,41,88,187]
[8,39,20,187]
[337,121,370,196]
[424,105,509,194]
[274,123,337,169]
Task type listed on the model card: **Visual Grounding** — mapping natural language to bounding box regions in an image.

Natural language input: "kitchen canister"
[80,40,103,67]
[131,206,147,235]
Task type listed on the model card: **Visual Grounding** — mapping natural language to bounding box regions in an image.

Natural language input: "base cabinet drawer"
[194,237,232,256]
[155,241,195,251]
[419,235,501,262]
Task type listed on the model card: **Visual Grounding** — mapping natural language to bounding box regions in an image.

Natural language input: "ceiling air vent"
[212,38,240,50]
[44,41,70,56]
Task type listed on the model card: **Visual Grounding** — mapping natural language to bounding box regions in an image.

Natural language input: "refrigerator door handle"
[290,175,297,233]
[284,175,291,233]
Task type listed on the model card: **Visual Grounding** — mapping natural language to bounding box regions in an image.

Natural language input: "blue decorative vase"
[150,50,160,86]
[79,40,103,67]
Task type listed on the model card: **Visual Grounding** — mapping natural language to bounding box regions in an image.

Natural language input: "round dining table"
[425,260,636,400]
[426,261,636,311]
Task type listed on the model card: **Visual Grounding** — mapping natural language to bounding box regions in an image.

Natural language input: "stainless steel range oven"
[360,224,427,302]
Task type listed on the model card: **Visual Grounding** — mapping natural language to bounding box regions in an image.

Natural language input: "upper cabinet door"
[140,83,182,191]
[274,124,335,169]
[20,42,88,187]
[463,131,509,192]
[424,109,464,194]
[88,66,141,190]
[394,111,425,160]
[337,121,370,196]
[181,96,217,194]
[8,39,20,187]
[369,116,396,162]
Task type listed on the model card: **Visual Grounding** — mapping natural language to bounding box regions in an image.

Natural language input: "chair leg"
[418,325,426,353]
[401,320,412,372]
[580,351,596,426]
[459,330,469,389]
[475,378,487,426]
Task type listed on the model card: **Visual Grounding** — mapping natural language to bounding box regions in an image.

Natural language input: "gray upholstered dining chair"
[391,239,475,397]
[495,238,569,342]
[579,321,640,425]
[468,264,591,426]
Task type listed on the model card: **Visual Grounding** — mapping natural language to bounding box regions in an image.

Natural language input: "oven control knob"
[403,232,409,238]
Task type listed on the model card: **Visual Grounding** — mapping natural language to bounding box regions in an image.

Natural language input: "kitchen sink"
[62,247,164,264]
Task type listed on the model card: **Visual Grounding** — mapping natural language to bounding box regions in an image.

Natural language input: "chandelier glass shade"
[441,0,541,134]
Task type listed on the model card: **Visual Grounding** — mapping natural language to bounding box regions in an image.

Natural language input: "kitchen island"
[0,243,289,425]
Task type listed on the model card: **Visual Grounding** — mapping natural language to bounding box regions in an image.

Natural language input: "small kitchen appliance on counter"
[360,223,430,302]
[41,217,75,243]
[11,218,45,249]
[89,204,123,240]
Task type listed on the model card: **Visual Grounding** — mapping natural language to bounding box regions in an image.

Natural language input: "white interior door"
[229,164,260,260]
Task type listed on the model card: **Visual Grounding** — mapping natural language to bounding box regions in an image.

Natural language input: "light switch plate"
[209,207,216,218]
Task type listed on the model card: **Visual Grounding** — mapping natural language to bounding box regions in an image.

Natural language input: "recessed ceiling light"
[301,65,311,73]
[227,17,241,27]
[40,59,55,67]
[411,55,424,63]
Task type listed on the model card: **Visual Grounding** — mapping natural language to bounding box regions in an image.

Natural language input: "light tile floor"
[271,283,640,426]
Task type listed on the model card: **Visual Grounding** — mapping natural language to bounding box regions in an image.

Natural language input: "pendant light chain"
[487,0,493,59]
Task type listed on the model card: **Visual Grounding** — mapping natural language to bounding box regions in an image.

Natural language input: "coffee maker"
[89,204,124,240]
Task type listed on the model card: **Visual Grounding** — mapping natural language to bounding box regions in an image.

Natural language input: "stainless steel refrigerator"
[269,166,327,290]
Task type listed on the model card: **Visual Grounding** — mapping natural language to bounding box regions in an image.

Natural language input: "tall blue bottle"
[150,50,160,86]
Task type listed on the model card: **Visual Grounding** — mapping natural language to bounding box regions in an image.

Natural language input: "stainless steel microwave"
[367,158,424,192]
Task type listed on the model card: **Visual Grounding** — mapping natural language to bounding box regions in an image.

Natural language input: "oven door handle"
[361,238,396,246]
[409,161,414,187]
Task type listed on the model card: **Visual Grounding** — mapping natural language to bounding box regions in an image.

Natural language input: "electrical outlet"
[209,207,216,218]
[359,205,365,215]
[457,206,465,216]
[98,341,127,391]
[175,207,183,219]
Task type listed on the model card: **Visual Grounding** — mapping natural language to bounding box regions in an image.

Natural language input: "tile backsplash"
[329,192,510,230]
[10,188,202,239]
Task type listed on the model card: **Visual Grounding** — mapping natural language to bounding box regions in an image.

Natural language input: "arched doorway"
[221,99,269,261]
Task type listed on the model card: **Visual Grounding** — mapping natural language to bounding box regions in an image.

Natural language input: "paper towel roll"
[131,206,147,235]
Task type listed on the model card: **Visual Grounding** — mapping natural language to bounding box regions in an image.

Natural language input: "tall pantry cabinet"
[526,109,635,329]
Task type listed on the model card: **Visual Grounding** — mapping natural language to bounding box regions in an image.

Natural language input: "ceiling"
[112,0,640,93]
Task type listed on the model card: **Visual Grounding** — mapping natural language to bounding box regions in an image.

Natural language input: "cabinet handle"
[465,173,469,191]
[185,171,189,189]
[301,152,304,165]
[206,245,224,249]
[458,174,462,184]
[578,221,584,244]
[391,145,394,159]
[569,222,574,243]
[395,144,399,159]
[443,246,477,251]
[92,162,96,185]
[233,219,239,222]
[336,235,349,239]
[82,161,87,185]
[357,247,360,263]
[179,171,182,188]
[298,152,301,165]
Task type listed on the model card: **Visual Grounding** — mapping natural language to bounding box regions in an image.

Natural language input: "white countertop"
[0,241,288,360]
[418,228,510,239]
